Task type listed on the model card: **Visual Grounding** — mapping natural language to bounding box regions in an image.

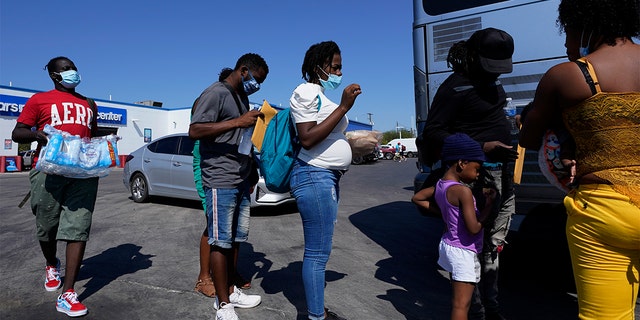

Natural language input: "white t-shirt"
[289,82,351,170]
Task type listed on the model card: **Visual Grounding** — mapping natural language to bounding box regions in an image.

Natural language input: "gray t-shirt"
[191,82,251,188]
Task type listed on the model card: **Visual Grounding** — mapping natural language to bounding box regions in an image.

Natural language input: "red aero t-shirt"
[17,89,95,138]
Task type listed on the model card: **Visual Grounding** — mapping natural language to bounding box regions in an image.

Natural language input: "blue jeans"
[290,159,342,320]
[204,181,251,249]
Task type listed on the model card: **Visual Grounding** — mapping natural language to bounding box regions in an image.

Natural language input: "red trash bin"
[119,155,127,168]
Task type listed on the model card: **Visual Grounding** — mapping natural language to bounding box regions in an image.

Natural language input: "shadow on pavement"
[144,197,203,210]
[348,200,581,320]
[240,242,346,320]
[501,203,576,294]
[349,200,451,320]
[250,202,298,217]
[77,243,154,301]
[259,261,347,320]
[128,194,299,217]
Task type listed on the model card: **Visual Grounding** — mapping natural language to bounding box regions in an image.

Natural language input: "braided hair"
[446,41,470,75]
[301,41,341,83]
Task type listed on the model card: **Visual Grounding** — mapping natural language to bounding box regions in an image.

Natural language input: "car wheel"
[384,152,393,160]
[351,156,364,165]
[130,173,150,203]
[406,152,414,158]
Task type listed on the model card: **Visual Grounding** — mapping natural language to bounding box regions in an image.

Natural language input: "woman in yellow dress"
[519,0,640,318]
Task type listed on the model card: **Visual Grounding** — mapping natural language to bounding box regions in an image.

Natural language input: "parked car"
[351,149,379,165]
[20,149,36,170]
[378,144,397,160]
[122,133,295,208]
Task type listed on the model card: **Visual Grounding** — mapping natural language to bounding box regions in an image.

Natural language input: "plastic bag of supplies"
[346,130,382,158]
[36,124,121,178]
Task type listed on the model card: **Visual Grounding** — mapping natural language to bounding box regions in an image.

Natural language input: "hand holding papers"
[251,100,278,152]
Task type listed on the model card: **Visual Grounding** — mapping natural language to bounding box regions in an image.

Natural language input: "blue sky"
[0,1,415,133]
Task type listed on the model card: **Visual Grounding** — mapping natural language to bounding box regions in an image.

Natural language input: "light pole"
[396,122,404,139]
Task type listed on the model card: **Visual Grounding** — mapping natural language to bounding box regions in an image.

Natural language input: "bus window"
[423,0,507,16]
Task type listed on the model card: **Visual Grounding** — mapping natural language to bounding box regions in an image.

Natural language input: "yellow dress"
[561,58,640,320]
[563,91,640,207]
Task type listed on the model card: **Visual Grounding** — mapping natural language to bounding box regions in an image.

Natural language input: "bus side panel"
[413,0,569,210]
[426,0,565,74]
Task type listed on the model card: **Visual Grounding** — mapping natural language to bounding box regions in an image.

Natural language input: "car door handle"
[143,159,151,163]
[172,162,182,167]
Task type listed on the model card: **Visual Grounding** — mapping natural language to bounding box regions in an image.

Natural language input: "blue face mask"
[242,70,260,95]
[579,29,593,57]
[55,70,81,89]
[317,66,342,90]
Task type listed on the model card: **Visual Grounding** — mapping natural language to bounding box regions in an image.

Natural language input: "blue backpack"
[256,108,300,193]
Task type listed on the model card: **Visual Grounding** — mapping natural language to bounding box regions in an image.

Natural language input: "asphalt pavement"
[1,159,630,320]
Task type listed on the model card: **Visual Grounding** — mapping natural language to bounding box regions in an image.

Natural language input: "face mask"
[242,71,260,95]
[317,66,342,90]
[55,70,81,89]
[579,29,593,57]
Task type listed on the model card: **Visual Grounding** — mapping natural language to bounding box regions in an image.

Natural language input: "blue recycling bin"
[5,157,19,172]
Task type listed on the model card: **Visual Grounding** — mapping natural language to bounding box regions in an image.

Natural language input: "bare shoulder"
[542,61,594,103]
[543,61,582,84]
[447,184,473,199]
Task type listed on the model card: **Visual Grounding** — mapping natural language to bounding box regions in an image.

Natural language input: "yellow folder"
[513,123,525,184]
[514,143,525,184]
[251,100,278,152]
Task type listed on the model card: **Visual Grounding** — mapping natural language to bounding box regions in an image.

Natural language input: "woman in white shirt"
[289,41,362,320]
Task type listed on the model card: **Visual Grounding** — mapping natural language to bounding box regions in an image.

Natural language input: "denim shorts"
[29,170,99,242]
[204,182,250,249]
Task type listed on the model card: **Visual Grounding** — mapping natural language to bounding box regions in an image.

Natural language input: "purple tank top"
[435,179,483,253]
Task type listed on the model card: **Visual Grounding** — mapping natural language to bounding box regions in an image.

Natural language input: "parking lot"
[0,159,611,320]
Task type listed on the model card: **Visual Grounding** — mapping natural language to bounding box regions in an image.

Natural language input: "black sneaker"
[325,309,347,320]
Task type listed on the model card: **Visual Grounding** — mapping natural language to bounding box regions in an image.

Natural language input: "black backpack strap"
[574,58,601,95]
[86,97,97,111]
[221,81,247,115]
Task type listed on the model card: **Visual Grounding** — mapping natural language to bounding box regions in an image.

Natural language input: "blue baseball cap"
[442,133,486,163]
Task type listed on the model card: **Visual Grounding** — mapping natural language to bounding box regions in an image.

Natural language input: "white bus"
[412,0,568,211]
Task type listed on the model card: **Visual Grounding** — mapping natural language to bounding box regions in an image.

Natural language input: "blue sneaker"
[56,289,88,317]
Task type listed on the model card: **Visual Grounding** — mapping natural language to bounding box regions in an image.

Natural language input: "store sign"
[0,94,27,117]
[0,94,127,125]
[97,106,127,125]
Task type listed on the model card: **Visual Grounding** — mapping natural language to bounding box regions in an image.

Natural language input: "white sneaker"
[215,303,239,320]
[214,286,261,310]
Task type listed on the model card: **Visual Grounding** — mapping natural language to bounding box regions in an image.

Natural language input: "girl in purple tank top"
[413,133,496,320]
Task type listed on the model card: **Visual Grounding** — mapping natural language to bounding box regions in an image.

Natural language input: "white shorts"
[438,239,481,283]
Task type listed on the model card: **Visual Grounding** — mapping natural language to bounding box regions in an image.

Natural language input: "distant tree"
[381,129,414,144]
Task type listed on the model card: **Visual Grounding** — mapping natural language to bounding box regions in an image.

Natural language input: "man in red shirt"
[12,56,98,317]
